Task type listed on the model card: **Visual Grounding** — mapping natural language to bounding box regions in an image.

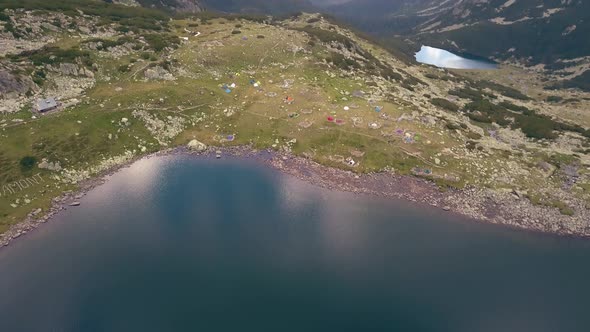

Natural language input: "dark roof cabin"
[36,98,58,112]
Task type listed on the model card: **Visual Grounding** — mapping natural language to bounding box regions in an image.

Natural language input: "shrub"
[499,101,530,113]
[118,64,130,73]
[142,33,179,52]
[32,70,46,85]
[466,131,482,140]
[19,156,37,173]
[449,88,489,101]
[402,74,425,87]
[401,83,414,91]
[517,116,557,139]
[475,80,529,100]
[380,67,402,81]
[12,46,90,66]
[0,12,10,22]
[464,100,511,126]
[294,26,355,49]
[546,95,563,103]
[546,70,590,92]
[1,0,171,32]
[430,98,459,112]
[231,30,241,34]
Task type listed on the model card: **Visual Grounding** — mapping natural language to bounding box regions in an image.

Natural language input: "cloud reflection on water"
[415,45,497,69]
[277,175,372,260]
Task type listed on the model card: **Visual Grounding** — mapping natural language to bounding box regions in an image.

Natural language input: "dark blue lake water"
[415,45,498,69]
[0,155,589,332]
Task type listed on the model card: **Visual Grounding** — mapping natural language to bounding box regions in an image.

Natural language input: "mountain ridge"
[325,0,589,65]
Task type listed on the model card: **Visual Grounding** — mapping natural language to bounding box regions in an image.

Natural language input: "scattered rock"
[38,159,62,172]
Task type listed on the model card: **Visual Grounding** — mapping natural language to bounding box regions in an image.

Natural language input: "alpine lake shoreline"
[1,144,589,249]
[0,11,589,248]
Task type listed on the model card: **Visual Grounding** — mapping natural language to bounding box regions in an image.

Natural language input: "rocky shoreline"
[1,145,589,248]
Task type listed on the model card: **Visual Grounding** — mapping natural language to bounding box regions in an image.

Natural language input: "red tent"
[327,116,334,122]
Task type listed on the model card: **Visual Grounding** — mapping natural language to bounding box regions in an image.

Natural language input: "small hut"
[36,98,58,113]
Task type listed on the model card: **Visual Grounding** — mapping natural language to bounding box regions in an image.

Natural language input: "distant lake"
[1,155,590,332]
[415,45,498,69]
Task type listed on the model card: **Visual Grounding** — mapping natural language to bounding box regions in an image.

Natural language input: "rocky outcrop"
[58,63,79,76]
[144,66,175,81]
[52,63,94,78]
[132,110,186,145]
[173,0,204,13]
[0,70,33,98]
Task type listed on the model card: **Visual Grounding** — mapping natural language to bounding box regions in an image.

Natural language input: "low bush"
[449,87,489,101]
[118,64,130,73]
[475,80,530,100]
[142,33,179,52]
[465,131,482,140]
[12,46,91,66]
[19,156,37,173]
[546,95,563,103]
[430,98,459,112]
[32,70,46,85]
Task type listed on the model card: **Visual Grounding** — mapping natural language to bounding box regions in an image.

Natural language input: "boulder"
[59,63,79,76]
[82,68,94,78]
[144,66,175,81]
[187,139,207,152]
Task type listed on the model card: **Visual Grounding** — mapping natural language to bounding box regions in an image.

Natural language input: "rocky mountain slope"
[110,0,206,13]
[0,1,589,240]
[112,0,315,14]
[325,0,589,84]
[198,0,315,14]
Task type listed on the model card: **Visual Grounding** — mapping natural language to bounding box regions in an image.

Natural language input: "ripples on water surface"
[0,155,589,332]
